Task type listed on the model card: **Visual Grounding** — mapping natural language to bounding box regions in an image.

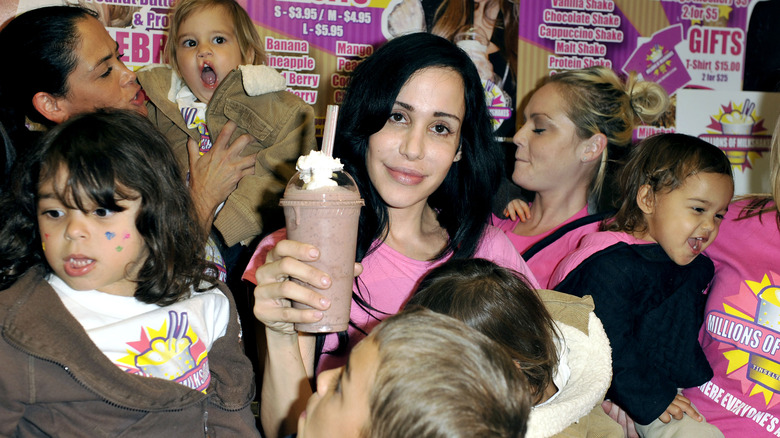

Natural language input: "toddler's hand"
[602,400,638,438]
[659,394,703,423]
[503,198,531,222]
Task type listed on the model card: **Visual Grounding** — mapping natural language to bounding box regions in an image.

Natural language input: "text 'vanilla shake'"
[280,151,364,333]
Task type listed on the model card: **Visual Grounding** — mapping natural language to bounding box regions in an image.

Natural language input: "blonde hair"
[738,114,780,228]
[544,66,670,198]
[165,0,265,76]
[364,307,531,438]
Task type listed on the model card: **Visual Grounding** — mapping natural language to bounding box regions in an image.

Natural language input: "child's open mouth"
[688,237,704,254]
[64,256,96,277]
[201,64,217,86]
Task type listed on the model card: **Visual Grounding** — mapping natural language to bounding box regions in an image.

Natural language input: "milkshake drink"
[280,151,363,332]
[454,27,489,59]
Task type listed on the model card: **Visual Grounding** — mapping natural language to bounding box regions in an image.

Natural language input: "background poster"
[2,0,778,194]
[677,90,780,195]
[7,0,173,69]
[518,1,752,105]
[517,0,776,194]
[246,0,387,135]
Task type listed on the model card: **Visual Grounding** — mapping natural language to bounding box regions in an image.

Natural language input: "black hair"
[334,32,502,263]
[0,6,97,158]
[0,121,14,193]
[0,110,214,304]
[318,32,504,366]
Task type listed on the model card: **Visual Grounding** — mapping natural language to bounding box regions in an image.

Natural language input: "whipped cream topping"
[296,150,344,190]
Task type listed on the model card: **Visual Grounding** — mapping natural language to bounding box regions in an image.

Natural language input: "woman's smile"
[386,164,425,185]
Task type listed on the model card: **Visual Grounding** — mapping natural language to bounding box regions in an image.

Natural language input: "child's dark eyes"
[692,207,705,213]
[532,128,545,134]
[42,209,64,219]
[93,208,116,218]
[214,36,226,44]
[182,39,196,48]
[715,213,725,220]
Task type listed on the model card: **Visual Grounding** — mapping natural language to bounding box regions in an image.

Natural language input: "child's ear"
[245,47,256,65]
[32,92,70,124]
[580,133,607,163]
[636,184,655,214]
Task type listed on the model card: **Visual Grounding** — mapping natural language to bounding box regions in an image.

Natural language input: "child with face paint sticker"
[0,110,260,437]
[550,133,734,438]
[137,0,316,272]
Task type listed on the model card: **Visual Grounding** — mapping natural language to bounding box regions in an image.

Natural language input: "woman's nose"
[399,128,425,160]
[512,125,528,149]
[512,126,529,158]
[119,60,137,87]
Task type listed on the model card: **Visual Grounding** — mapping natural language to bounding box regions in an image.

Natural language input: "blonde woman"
[494,66,670,288]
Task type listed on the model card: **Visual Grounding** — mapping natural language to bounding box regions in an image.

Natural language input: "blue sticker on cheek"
[106,232,116,240]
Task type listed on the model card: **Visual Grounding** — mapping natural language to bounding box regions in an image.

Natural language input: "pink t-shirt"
[549,231,653,288]
[243,226,539,373]
[682,199,780,437]
[492,206,599,288]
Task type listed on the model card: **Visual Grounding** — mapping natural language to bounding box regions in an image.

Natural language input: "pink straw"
[322,105,339,157]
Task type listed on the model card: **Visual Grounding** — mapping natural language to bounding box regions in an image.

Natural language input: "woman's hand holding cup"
[253,239,364,335]
[253,239,332,335]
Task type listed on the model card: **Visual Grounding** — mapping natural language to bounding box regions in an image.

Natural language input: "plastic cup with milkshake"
[280,149,363,333]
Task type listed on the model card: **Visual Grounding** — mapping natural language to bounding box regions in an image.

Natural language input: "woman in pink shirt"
[493,66,669,287]
[245,33,537,438]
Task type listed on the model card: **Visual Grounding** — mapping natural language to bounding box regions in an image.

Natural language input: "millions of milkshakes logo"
[699,99,771,171]
[117,311,211,392]
[707,272,780,410]
[646,44,672,76]
[484,79,512,131]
